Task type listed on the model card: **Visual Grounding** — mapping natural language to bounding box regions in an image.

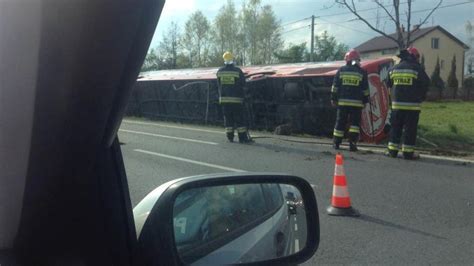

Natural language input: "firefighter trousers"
[222,103,249,141]
[333,106,362,144]
[387,110,420,158]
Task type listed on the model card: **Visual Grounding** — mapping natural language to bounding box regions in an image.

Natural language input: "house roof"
[355,25,469,53]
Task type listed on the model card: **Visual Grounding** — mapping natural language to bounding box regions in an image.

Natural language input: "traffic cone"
[327,153,360,217]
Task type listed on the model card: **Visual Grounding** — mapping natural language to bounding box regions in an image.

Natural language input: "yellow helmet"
[223,51,234,64]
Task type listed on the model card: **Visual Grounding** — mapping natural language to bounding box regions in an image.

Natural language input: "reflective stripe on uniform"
[333,129,344,137]
[340,71,363,78]
[237,127,247,133]
[225,127,234,133]
[363,89,370,96]
[217,71,240,78]
[219,97,243,104]
[388,142,399,151]
[349,126,360,133]
[331,85,338,93]
[390,69,418,76]
[391,102,421,111]
[402,144,415,153]
[338,99,364,108]
[340,72,362,86]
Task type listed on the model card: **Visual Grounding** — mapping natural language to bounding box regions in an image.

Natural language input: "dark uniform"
[387,52,430,159]
[331,64,369,150]
[216,64,250,143]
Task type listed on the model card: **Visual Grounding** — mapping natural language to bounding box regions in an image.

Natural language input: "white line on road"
[295,223,298,231]
[119,129,218,145]
[295,239,300,252]
[294,216,297,222]
[122,120,223,134]
[135,149,246,172]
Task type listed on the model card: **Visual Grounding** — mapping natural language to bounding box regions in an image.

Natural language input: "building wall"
[359,28,466,87]
[413,29,465,87]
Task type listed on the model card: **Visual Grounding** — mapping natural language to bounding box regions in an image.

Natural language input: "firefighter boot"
[386,150,398,158]
[226,132,234,142]
[239,131,255,144]
[349,142,358,152]
[333,142,340,150]
[403,152,420,160]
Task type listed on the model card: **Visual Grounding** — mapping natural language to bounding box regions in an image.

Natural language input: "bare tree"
[159,21,181,69]
[335,0,443,49]
[183,11,211,67]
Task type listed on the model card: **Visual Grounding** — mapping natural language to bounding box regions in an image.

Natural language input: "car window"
[173,184,269,263]
[261,183,284,212]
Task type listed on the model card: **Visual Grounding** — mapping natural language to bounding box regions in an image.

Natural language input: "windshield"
[120,0,474,264]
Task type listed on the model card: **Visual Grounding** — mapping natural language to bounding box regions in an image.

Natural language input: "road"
[119,119,474,265]
[289,207,307,255]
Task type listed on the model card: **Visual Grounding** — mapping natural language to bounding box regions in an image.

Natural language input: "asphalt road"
[119,119,474,265]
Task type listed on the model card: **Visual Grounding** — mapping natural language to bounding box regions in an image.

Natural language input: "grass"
[418,101,474,154]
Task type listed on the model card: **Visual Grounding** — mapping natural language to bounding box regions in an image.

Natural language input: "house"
[355,25,470,87]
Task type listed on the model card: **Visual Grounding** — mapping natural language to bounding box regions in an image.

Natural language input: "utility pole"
[310,15,315,62]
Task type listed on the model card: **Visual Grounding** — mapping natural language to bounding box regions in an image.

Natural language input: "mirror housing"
[133,173,320,266]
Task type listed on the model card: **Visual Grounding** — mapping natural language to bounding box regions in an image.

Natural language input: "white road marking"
[119,129,218,145]
[135,149,246,172]
[295,239,300,252]
[123,120,474,164]
[294,216,297,222]
[417,154,474,164]
[357,147,474,164]
[122,120,222,134]
[295,223,298,231]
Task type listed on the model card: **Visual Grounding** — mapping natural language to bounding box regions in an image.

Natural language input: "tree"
[158,21,181,69]
[211,0,240,65]
[431,56,444,99]
[465,21,473,99]
[313,31,348,61]
[240,0,282,65]
[336,0,443,49]
[256,5,283,64]
[420,54,425,71]
[241,0,261,65]
[466,21,474,75]
[182,11,211,67]
[275,43,308,63]
[447,55,459,99]
[141,49,161,72]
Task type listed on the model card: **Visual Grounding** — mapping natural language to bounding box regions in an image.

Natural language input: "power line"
[280,16,311,28]
[314,1,410,19]
[279,1,472,36]
[317,17,373,36]
[315,1,472,27]
[280,24,311,34]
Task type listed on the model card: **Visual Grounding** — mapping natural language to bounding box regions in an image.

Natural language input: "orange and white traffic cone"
[327,153,360,216]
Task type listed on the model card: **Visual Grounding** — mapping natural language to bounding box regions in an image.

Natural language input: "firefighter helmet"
[407,46,420,61]
[344,49,361,63]
[223,51,234,64]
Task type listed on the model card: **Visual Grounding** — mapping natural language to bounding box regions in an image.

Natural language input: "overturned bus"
[127,58,393,143]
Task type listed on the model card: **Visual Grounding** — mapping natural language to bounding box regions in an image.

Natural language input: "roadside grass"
[418,101,474,153]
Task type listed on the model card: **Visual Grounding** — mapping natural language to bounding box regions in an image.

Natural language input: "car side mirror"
[133,173,320,266]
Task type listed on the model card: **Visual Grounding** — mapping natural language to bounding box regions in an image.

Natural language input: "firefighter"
[386,47,430,160]
[331,49,369,151]
[216,51,252,143]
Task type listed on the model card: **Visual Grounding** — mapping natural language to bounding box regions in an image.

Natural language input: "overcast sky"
[150,0,474,51]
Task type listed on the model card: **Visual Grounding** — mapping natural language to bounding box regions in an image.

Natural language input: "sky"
[149,0,474,51]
